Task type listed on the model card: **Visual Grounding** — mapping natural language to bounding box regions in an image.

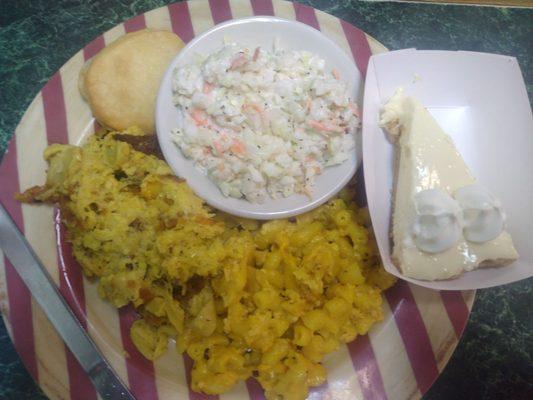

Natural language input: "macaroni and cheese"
[19,128,395,400]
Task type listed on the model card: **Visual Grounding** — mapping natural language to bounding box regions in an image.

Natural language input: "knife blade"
[0,203,136,400]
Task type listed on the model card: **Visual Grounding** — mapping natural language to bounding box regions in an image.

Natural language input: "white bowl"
[156,16,362,219]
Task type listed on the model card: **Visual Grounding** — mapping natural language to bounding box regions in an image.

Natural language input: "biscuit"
[80,30,184,133]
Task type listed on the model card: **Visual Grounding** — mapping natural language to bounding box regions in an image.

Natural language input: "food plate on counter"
[0,2,475,400]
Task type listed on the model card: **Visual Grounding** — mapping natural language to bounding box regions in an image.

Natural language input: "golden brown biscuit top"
[81,29,184,134]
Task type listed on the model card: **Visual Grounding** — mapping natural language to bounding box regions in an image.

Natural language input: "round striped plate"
[0,1,475,399]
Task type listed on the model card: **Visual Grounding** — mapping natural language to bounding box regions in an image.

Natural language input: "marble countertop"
[0,1,531,399]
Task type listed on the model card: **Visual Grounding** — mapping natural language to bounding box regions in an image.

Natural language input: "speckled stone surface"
[0,1,531,399]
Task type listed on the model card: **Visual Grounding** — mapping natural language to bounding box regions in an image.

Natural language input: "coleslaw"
[171,41,359,203]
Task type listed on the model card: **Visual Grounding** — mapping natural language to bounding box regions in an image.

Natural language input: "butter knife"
[0,203,136,400]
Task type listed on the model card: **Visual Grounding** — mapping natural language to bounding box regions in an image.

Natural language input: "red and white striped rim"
[0,1,475,399]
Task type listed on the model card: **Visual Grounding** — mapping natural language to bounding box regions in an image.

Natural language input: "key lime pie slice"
[379,89,518,280]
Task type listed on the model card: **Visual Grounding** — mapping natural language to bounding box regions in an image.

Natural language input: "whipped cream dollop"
[411,188,463,253]
[453,184,505,243]
[378,88,406,139]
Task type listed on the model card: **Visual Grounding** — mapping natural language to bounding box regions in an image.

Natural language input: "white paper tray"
[362,49,533,290]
